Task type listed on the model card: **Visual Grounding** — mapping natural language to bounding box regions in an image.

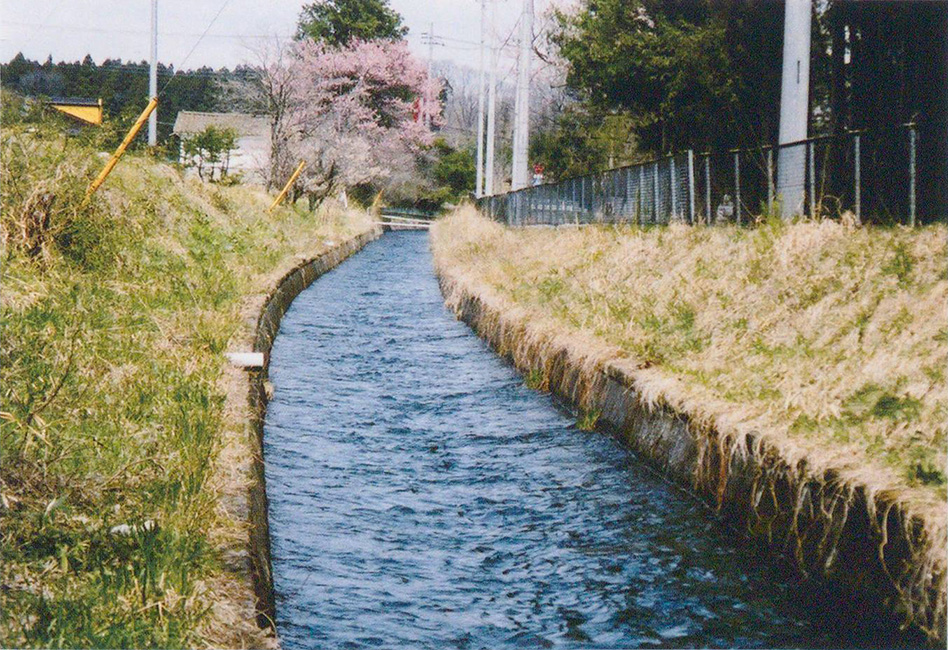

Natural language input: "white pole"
[475,0,486,198]
[148,0,158,147]
[776,0,811,218]
[511,0,534,191]
[485,0,498,196]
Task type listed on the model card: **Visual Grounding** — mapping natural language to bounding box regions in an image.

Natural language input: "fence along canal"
[477,123,931,227]
[261,232,919,648]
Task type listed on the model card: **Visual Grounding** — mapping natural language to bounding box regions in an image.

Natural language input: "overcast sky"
[0,0,555,73]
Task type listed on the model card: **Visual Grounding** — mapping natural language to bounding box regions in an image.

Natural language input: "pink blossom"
[272,38,443,196]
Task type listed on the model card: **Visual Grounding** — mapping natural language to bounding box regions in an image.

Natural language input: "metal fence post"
[590,175,595,221]
[625,166,632,220]
[670,156,677,219]
[734,150,741,226]
[558,182,564,225]
[705,154,711,225]
[808,140,816,219]
[767,147,774,215]
[687,150,696,225]
[578,177,583,222]
[652,161,660,224]
[597,173,604,222]
[638,165,645,226]
[909,124,917,227]
[854,133,861,222]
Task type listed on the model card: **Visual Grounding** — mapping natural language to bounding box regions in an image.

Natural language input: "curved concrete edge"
[434,263,946,646]
[246,228,382,633]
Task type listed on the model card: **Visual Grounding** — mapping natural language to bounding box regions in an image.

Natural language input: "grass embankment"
[1,126,372,647]
[433,207,947,520]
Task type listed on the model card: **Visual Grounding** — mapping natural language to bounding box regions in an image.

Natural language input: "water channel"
[264,232,905,649]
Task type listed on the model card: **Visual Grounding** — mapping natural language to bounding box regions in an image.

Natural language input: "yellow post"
[267,160,307,213]
[85,97,158,199]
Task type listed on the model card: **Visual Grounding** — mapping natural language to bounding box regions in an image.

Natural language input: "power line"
[5,20,275,40]
[16,0,68,52]
[160,0,234,95]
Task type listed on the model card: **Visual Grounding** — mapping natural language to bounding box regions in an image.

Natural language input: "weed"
[524,368,548,391]
[576,409,601,431]
[537,276,565,302]
[882,242,915,286]
[872,394,922,422]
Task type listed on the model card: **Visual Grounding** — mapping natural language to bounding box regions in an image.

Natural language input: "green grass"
[576,409,601,432]
[1,120,370,647]
[524,369,548,391]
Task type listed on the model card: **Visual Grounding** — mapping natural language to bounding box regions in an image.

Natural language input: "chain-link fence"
[477,124,929,227]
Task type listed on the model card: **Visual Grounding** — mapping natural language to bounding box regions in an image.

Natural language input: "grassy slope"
[1,128,372,647]
[432,208,947,519]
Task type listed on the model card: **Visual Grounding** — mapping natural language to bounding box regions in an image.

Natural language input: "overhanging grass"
[432,208,947,512]
[1,125,371,647]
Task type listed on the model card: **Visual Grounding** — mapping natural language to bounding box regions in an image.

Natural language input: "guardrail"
[380,207,437,221]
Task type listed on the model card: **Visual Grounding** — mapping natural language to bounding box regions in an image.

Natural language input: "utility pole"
[148,0,158,147]
[421,23,444,129]
[485,0,498,196]
[426,22,434,128]
[426,22,434,80]
[475,0,486,198]
[776,0,811,218]
[511,0,534,191]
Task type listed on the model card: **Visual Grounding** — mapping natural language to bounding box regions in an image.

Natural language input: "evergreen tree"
[551,0,783,154]
[296,0,407,46]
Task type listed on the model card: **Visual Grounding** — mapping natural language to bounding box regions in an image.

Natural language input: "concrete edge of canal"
[224,227,382,643]
[432,259,947,647]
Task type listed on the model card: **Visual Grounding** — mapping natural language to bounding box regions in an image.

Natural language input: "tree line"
[532,0,947,217]
[0,53,244,144]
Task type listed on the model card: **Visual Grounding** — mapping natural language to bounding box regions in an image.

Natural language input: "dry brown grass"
[432,207,947,520]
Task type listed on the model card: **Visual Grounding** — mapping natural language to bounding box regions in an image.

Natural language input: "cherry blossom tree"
[268,38,441,208]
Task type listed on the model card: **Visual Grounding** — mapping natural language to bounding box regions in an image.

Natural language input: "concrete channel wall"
[434,262,946,646]
[246,229,381,631]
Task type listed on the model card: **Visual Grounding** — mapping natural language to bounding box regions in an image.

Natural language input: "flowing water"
[264,232,908,649]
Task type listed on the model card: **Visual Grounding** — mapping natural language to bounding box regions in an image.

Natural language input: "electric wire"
[159,0,233,96]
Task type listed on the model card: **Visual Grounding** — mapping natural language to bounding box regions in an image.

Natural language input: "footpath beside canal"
[431,207,947,644]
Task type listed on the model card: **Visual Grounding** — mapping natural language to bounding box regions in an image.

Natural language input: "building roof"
[172,111,269,137]
[46,97,101,107]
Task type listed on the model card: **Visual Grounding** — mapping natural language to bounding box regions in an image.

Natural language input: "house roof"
[46,97,101,107]
[172,111,269,137]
